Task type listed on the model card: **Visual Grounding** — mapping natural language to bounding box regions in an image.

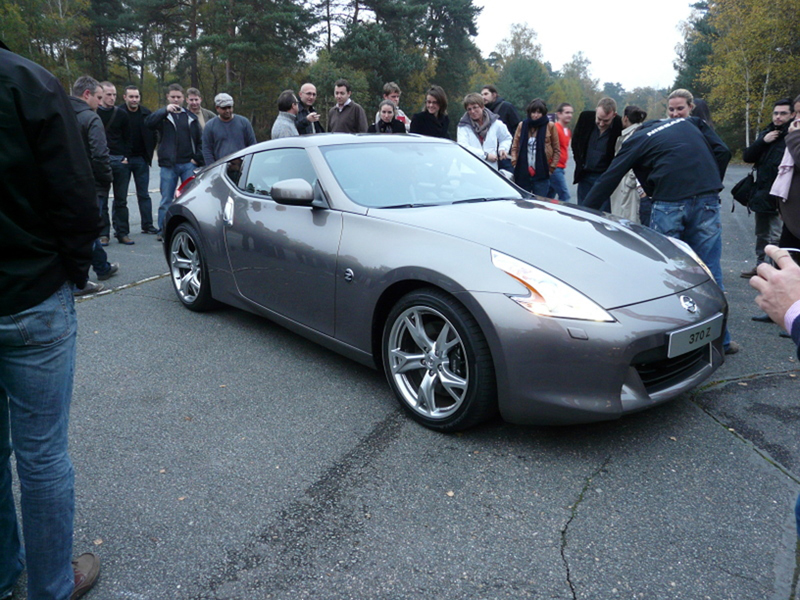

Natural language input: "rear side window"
[242,148,317,197]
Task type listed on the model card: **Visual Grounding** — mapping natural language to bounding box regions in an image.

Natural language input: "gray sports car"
[163,134,726,431]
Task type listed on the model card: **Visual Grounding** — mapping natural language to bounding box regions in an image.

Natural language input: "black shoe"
[141,225,159,234]
[156,233,163,242]
[97,262,119,281]
[780,331,792,339]
[751,314,773,323]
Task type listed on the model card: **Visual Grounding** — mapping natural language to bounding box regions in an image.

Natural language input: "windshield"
[319,141,524,208]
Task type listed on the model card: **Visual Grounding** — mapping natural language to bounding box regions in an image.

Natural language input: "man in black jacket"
[70,75,120,292]
[121,85,158,234]
[571,97,623,208]
[296,83,325,135]
[740,98,794,278]
[97,81,134,245]
[481,85,520,137]
[583,113,739,354]
[145,83,203,237]
[0,40,101,600]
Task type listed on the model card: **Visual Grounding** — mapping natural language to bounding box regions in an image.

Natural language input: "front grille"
[633,345,709,391]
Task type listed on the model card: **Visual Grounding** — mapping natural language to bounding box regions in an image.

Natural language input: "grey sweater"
[202,115,257,165]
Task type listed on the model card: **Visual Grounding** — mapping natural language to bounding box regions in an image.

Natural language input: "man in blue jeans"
[583,90,740,354]
[0,40,101,599]
[145,83,203,240]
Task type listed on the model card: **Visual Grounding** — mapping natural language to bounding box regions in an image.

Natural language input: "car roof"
[226,132,455,160]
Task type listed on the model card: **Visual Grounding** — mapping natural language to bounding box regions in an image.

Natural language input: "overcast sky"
[472,0,695,91]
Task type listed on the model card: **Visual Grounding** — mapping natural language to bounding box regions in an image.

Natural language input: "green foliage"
[497,58,552,114]
[673,2,714,97]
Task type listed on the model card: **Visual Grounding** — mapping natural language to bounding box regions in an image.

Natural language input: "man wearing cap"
[202,93,257,165]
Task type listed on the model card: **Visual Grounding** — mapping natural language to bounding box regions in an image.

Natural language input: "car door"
[223,147,341,336]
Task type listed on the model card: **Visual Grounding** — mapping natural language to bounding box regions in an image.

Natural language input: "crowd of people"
[4,31,800,600]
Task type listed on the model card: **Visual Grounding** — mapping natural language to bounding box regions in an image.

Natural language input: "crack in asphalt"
[191,411,405,599]
[560,456,611,600]
[690,372,800,486]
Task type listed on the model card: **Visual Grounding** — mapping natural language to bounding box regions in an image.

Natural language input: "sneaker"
[70,552,100,600]
[117,236,135,245]
[156,234,163,242]
[73,281,104,297]
[724,341,741,355]
[99,236,110,246]
[740,267,758,279]
[97,263,119,281]
[141,225,159,234]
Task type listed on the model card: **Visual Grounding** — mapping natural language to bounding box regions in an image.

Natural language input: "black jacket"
[409,111,450,139]
[742,121,790,213]
[584,117,731,208]
[571,110,623,184]
[485,96,520,137]
[98,105,131,156]
[368,119,406,134]
[70,96,112,191]
[145,106,203,167]
[123,103,157,165]
[296,103,325,135]
[0,44,100,314]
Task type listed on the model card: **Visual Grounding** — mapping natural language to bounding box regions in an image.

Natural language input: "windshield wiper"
[381,202,438,209]
[452,197,511,205]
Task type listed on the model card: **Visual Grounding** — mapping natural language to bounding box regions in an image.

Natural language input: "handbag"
[731,168,756,207]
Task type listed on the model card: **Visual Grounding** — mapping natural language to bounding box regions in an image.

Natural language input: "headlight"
[667,237,715,282]
[491,250,615,322]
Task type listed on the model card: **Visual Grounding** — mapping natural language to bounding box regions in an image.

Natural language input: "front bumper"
[458,279,726,426]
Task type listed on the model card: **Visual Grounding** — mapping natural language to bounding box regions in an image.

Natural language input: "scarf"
[377,119,398,134]
[771,146,795,201]
[514,115,550,189]
[458,108,497,143]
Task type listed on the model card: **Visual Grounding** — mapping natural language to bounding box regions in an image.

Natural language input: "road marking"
[75,272,169,302]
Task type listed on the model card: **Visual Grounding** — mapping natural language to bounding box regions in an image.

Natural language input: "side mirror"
[271,179,315,206]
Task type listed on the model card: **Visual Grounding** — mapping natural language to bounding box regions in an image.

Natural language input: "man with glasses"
[296,83,325,134]
[271,90,300,140]
[740,98,794,280]
[201,92,257,165]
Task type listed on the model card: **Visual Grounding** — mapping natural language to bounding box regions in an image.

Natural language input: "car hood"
[368,199,711,309]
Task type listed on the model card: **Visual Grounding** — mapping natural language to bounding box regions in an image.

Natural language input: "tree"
[497,58,551,114]
[494,23,542,64]
[701,0,800,145]
[673,1,714,97]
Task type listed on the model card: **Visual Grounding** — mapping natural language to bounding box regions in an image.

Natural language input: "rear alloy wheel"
[169,223,217,312]
[383,289,496,431]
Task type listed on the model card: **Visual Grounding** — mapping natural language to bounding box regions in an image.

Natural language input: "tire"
[168,223,218,312]
[382,288,497,432]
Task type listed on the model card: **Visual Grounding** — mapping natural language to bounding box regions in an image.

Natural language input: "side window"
[242,148,317,197]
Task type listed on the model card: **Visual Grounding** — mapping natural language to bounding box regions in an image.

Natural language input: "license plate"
[667,313,724,358]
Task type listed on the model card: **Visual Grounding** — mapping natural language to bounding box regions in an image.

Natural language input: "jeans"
[526,179,550,197]
[754,211,782,264]
[0,283,76,600]
[547,167,571,202]
[650,195,731,347]
[577,171,601,206]
[110,156,130,239]
[127,156,154,231]
[91,239,112,278]
[158,162,195,232]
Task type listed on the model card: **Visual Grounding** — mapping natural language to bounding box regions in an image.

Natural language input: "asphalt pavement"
[8,158,800,599]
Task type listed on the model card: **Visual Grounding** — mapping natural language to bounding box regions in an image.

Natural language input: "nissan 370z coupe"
[163,134,727,432]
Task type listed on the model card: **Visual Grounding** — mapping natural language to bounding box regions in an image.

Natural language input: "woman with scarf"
[368,100,406,134]
[410,85,450,139]
[609,105,648,223]
[456,93,512,172]
[511,98,560,196]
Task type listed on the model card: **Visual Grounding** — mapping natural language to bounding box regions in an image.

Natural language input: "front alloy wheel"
[383,289,496,431]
